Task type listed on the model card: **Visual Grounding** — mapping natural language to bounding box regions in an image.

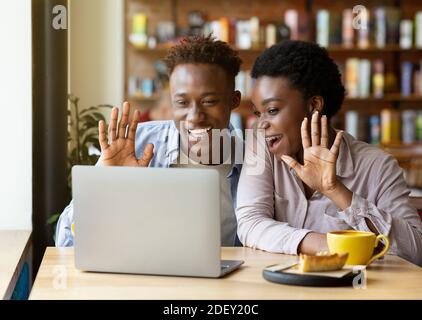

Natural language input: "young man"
[56,35,244,247]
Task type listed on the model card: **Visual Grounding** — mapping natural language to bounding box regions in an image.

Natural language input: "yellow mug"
[327,230,390,265]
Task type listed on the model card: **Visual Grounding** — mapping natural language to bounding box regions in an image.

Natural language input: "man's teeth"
[189,127,212,135]
[265,135,282,142]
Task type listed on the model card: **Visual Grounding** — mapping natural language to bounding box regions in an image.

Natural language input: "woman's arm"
[298,232,328,255]
[324,181,353,211]
[281,113,422,265]
[236,132,314,255]
[333,156,422,266]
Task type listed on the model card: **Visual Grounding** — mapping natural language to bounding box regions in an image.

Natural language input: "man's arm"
[55,200,74,247]
[98,102,154,167]
[56,102,155,247]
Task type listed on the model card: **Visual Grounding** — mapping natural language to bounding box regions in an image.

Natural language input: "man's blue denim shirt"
[55,120,243,247]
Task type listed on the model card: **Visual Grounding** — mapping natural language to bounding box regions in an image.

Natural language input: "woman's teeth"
[265,135,282,147]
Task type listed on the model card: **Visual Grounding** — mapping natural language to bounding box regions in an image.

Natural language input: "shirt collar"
[227,123,244,179]
[167,122,244,178]
[227,162,242,179]
[166,121,180,162]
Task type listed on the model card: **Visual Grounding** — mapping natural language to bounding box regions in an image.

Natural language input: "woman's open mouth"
[265,134,283,151]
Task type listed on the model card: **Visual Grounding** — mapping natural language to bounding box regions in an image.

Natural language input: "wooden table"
[0,230,32,299]
[30,247,422,300]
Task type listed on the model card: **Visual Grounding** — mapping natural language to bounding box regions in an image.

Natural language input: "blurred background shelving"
[124,0,422,189]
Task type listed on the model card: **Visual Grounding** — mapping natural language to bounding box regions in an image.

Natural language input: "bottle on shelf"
[416,11,422,49]
[401,61,413,97]
[276,20,291,42]
[129,13,148,48]
[372,60,385,98]
[369,115,381,145]
[402,110,417,144]
[381,109,401,145]
[316,9,329,47]
[284,9,299,40]
[265,23,277,48]
[374,7,386,48]
[342,8,354,48]
[400,19,413,49]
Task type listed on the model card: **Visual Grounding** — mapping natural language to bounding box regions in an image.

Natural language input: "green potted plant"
[48,94,113,237]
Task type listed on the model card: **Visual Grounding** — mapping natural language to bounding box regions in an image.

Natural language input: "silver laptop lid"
[72,166,221,277]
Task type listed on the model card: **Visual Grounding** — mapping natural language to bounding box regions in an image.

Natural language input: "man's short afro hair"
[164,34,242,83]
[251,40,345,118]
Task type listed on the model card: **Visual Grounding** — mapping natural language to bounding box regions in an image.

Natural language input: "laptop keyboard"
[221,261,236,270]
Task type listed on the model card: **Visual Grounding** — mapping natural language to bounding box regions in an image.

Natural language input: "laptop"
[72,165,244,278]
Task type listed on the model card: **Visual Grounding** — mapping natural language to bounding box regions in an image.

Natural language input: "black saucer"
[262,267,360,287]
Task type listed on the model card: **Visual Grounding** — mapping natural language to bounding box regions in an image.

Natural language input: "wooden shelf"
[380,143,422,160]
[344,95,422,103]
[240,95,422,105]
[327,45,422,53]
[131,45,422,55]
[125,0,422,167]
[129,94,422,104]
[129,46,169,54]
[129,94,160,102]
[381,142,422,149]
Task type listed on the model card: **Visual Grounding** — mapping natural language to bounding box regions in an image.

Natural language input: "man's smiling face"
[170,63,240,159]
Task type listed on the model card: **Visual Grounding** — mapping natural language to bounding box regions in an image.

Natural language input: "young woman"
[236,40,422,266]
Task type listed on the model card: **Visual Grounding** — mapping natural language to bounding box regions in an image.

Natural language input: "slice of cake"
[298,252,349,272]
